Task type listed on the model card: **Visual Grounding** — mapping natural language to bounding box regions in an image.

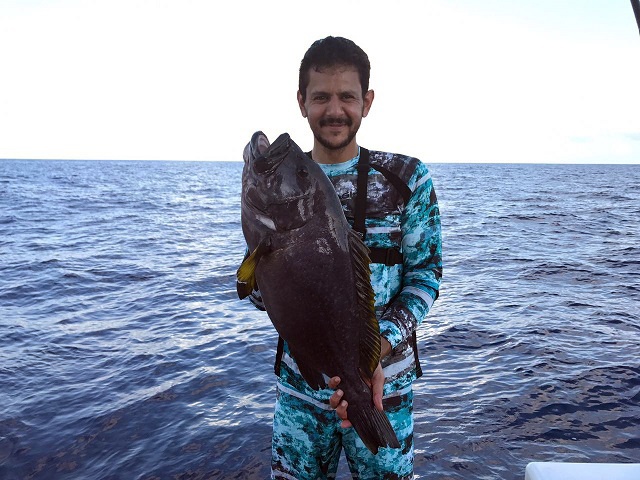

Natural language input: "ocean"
[1,159,638,479]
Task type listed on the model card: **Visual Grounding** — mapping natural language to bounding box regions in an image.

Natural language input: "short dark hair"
[298,36,371,102]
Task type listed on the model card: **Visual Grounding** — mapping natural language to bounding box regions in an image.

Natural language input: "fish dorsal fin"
[348,228,381,380]
[236,238,271,299]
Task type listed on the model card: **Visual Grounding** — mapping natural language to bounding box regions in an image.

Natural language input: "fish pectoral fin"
[348,228,381,380]
[236,238,271,300]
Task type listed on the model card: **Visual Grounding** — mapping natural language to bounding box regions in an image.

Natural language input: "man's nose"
[326,96,342,116]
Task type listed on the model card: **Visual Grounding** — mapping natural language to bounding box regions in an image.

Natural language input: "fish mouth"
[252,134,291,175]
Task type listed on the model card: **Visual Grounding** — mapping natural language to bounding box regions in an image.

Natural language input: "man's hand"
[328,376,352,428]
[328,337,391,427]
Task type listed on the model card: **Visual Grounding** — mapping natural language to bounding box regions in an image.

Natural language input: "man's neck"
[311,141,359,165]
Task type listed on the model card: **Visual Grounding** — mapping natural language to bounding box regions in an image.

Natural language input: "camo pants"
[271,382,414,480]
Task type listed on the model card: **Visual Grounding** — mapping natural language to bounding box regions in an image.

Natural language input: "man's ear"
[297,90,307,118]
[362,89,375,118]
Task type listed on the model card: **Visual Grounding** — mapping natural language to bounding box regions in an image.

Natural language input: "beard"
[313,115,360,151]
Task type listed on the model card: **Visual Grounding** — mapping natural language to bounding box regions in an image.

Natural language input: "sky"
[1,0,639,163]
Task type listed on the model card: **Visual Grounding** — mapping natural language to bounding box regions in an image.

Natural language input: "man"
[258,36,442,479]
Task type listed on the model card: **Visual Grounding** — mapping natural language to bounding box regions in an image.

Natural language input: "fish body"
[237,131,399,454]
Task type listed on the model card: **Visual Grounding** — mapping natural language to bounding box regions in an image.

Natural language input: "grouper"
[236,131,400,454]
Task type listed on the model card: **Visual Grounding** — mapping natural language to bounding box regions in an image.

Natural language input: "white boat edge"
[525,462,640,480]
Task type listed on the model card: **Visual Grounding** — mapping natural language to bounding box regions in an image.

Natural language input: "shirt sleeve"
[378,161,442,349]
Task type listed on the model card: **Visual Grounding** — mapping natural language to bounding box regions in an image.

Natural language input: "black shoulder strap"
[413,330,423,378]
[353,148,370,239]
[369,163,412,205]
[274,336,284,376]
[369,247,403,266]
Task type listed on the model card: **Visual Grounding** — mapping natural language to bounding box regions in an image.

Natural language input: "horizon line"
[1,158,639,166]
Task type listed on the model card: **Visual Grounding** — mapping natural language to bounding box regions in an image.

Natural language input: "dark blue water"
[1,159,639,479]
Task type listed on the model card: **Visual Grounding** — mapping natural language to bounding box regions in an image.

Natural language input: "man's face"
[298,66,374,152]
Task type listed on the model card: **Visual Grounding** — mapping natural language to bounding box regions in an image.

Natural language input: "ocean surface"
[1,159,639,479]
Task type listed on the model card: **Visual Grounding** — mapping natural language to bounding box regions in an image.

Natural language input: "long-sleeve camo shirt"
[275,147,442,399]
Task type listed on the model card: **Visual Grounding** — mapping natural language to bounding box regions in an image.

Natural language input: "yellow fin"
[348,229,380,379]
[236,239,271,299]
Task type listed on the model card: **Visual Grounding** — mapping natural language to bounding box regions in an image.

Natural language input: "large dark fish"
[236,131,399,454]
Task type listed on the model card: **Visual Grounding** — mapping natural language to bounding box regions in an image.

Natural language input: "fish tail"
[349,402,401,455]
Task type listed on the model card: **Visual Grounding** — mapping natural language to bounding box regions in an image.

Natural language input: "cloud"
[1,0,639,163]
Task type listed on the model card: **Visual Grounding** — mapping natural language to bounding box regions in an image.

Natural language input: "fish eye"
[297,166,308,177]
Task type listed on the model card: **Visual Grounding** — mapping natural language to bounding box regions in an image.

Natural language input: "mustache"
[319,116,352,127]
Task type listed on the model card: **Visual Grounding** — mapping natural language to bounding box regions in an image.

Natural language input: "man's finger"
[372,364,384,412]
[329,389,343,409]
[374,392,383,412]
[328,376,341,390]
[336,400,351,426]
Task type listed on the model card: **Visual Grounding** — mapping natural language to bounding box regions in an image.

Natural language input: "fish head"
[241,132,323,244]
